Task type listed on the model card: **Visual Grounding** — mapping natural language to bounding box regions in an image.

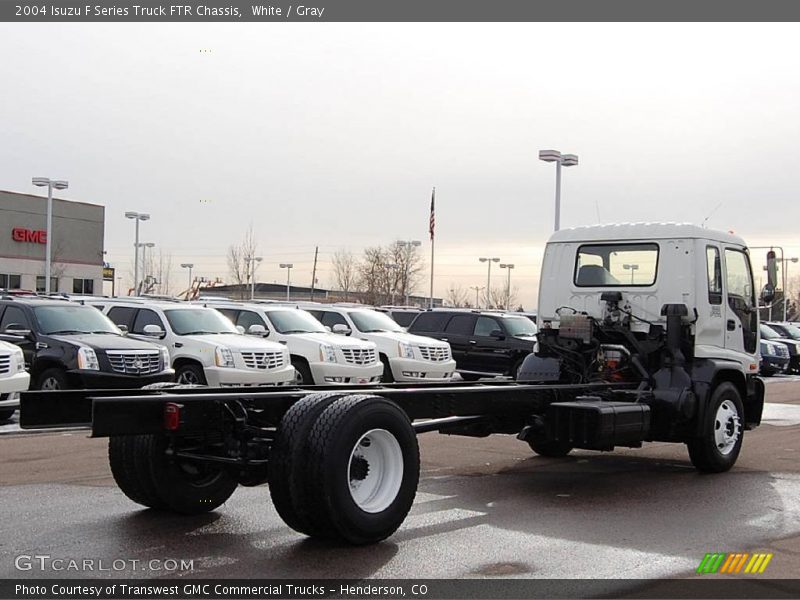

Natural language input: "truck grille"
[241,351,285,370]
[341,347,377,365]
[418,345,451,362]
[776,344,790,358]
[106,350,162,375]
[0,353,10,374]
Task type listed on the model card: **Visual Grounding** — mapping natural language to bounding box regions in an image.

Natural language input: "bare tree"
[331,249,359,301]
[358,246,390,305]
[445,284,469,307]
[144,249,173,296]
[227,225,258,300]
[489,285,520,310]
[388,241,424,304]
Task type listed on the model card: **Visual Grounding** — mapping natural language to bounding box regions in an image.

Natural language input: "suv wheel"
[37,368,70,390]
[175,364,207,386]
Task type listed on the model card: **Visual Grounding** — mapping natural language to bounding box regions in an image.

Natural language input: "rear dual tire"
[270,393,419,545]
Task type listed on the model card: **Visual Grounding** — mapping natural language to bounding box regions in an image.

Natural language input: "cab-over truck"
[20,224,770,545]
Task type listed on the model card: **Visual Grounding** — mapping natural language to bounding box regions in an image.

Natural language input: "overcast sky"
[1,23,799,307]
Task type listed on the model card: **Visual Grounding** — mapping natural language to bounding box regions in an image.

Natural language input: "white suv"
[103,301,294,387]
[0,339,30,420]
[206,302,383,385]
[303,305,456,383]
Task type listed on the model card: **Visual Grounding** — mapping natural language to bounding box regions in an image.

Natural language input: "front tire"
[302,394,419,544]
[687,382,744,473]
[529,439,573,457]
[37,368,70,390]
[175,363,207,386]
[0,408,15,421]
[291,358,314,385]
[380,356,395,383]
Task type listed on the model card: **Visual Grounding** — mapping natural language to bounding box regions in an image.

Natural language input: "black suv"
[0,298,174,390]
[408,309,538,380]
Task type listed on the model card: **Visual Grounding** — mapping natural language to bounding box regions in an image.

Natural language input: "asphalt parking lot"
[1,377,799,588]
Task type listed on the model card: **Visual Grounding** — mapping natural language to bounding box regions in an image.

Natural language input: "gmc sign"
[12,228,47,244]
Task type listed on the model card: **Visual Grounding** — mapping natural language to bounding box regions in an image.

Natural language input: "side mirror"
[142,324,165,339]
[761,284,776,305]
[489,329,505,340]
[248,324,268,336]
[766,250,778,288]
[332,324,351,336]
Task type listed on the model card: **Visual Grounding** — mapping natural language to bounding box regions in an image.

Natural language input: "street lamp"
[398,240,422,305]
[32,177,69,294]
[136,242,155,294]
[125,211,150,296]
[470,286,485,308]
[499,263,515,310]
[539,149,579,231]
[623,263,639,285]
[180,263,194,290]
[245,256,263,300]
[280,263,293,301]
[478,257,500,309]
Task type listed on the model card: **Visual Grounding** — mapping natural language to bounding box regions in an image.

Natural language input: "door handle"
[727,319,736,331]
[469,340,477,345]
[174,342,183,348]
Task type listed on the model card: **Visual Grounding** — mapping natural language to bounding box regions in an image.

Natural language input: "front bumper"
[0,371,31,407]
[389,357,457,382]
[205,364,296,387]
[309,361,384,384]
[761,355,789,373]
[67,369,175,389]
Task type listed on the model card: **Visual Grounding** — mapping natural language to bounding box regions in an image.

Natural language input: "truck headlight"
[398,342,415,359]
[159,346,171,370]
[766,344,776,355]
[319,343,337,363]
[12,348,25,372]
[77,347,100,370]
[215,346,235,368]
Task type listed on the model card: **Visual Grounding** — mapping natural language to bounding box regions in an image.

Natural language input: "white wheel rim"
[42,377,60,390]
[178,370,199,384]
[347,428,404,513]
[714,399,741,455]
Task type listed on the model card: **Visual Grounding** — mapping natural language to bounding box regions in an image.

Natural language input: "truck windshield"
[268,310,326,334]
[575,243,659,287]
[35,305,121,335]
[164,309,240,335]
[503,317,538,337]
[350,310,404,333]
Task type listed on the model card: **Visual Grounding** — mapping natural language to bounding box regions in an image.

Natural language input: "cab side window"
[474,316,502,337]
[132,309,165,334]
[319,311,348,329]
[706,246,722,305]
[107,306,137,329]
[0,306,30,331]
[237,310,267,331]
[444,314,475,335]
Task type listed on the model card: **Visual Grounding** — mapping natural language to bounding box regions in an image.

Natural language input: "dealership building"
[0,190,105,294]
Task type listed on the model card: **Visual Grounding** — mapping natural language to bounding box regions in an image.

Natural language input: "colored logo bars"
[697,552,773,574]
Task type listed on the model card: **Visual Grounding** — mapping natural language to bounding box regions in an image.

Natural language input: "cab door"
[723,248,758,358]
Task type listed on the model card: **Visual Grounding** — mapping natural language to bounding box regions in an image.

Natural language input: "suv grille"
[0,353,10,375]
[776,344,790,358]
[241,351,285,370]
[418,345,451,362]
[341,347,377,365]
[106,350,162,375]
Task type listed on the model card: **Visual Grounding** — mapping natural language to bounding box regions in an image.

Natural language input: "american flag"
[429,187,436,241]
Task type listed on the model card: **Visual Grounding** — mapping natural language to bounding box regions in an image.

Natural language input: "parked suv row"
[407,309,538,380]
[0,297,174,395]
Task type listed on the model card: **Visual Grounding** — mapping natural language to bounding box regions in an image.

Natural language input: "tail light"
[164,402,182,431]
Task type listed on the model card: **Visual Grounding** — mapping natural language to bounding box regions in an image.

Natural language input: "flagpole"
[429,187,435,309]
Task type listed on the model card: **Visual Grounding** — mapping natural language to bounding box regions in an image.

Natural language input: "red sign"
[12,228,47,244]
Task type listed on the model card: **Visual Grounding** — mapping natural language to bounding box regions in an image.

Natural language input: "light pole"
[180,263,194,290]
[623,263,639,285]
[32,177,69,294]
[398,240,422,305]
[136,242,155,294]
[499,263,515,310]
[478,257,500,309]
[470,285,485,308]
[125,211,150,296]
[280,263,293,301]
[538,149,579,231]
[245,256,263,300]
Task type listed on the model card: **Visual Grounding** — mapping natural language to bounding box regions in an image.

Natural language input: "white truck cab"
[538,223,760,376]
[302,305,456,383]
[103,301,294,387]
[0,339,30,420]
[203,301,383,385]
